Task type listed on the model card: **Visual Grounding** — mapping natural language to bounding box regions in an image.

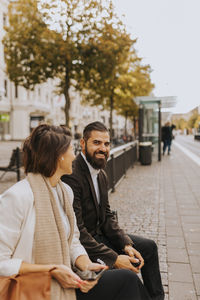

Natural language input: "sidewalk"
[0,141,199,299]
[109,143,200,300]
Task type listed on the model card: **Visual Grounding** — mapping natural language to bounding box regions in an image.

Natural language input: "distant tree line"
[3,0,154,138]
[174,112,200,132]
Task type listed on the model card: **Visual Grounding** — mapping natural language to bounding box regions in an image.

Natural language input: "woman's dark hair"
[23,124,72,177]
[83,121,108,141]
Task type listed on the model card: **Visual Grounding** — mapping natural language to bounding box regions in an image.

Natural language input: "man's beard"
[85,145,108,170]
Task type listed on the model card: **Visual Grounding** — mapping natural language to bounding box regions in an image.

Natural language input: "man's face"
[81,130,110,170]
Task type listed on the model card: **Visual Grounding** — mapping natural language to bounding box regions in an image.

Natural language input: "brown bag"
[0,272,51,300]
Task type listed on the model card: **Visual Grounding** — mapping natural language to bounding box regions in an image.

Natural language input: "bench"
[0,147,23,182]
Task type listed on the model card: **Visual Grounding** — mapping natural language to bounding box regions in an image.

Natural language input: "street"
[174,134,200,158]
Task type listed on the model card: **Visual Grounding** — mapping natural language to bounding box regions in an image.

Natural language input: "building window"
[3,13,7,27]
[15,84,18,98]
[4,80,7,97]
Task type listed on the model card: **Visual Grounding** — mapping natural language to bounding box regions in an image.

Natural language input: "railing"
[0,147,23,182]
[105,141,138,193]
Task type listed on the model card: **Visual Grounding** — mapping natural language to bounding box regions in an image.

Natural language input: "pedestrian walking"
[161,122,173,155]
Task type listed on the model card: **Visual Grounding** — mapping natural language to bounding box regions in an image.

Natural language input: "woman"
[0,124,150,300]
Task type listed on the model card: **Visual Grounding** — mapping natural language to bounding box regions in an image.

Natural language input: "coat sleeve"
[62,174,119,268]
[100,172,133,251]
[0,186,26,276]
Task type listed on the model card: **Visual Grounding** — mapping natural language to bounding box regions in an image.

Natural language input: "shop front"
[0,113,10,140]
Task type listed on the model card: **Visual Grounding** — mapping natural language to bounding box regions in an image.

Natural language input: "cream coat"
[0,178,87,276]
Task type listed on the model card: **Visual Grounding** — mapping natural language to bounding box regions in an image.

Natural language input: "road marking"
[173,141,200,167]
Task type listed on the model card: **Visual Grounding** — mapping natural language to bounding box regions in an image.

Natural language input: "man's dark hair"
[23,124,71,177]
[83,121,108,141]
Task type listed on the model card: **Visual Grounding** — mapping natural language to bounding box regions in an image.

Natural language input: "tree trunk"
[109,94,114,141]
[64,88,70,127]
[64,63,70,127]
[133,116,137,139]
[124,111,128,136]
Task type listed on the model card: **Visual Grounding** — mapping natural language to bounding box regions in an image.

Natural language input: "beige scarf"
[27,173,76,300]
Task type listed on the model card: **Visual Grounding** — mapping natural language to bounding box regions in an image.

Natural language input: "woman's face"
[59,143,75,175]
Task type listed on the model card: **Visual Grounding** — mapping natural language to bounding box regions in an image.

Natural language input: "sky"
[113,0,200,114]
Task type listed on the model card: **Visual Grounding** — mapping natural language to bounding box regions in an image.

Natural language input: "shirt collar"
[81,152,100,177]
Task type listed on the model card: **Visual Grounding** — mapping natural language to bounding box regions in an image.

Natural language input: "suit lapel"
[78,154,100,219]
[97,171,107,221]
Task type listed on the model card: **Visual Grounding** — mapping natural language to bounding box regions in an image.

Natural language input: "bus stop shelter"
[136,96,176,161]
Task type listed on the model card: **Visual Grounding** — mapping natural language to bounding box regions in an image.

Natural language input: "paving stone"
[189,256,200,273]
[160,262,168,273]
[166,226,183,237]
[182,224,200,233]
[165,218,181,227]
[181,216,200,224]
[179,209,200,216]
[187,243,200,256]
[168,281,197,300]
[184,232,200,243]
[167,236,186,249]
[179,204,200,209]
[193,274,200,296]
[168,263,193,283]
[167,248,189,263]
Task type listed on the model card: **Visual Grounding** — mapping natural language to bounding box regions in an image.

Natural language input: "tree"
[76,17,137,139]
[174,118,187,131]
[194,115,200,129]
[115,64,154,136]
[3,0,114,126]
[187,112,199,129]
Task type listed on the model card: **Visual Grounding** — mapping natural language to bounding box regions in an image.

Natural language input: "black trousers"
[76,269,151,300]
[94,234,165,300]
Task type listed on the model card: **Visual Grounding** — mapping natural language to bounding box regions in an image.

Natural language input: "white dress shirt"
[81,152,100,204]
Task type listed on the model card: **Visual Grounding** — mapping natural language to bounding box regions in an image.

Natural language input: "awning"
[135,96,177,108]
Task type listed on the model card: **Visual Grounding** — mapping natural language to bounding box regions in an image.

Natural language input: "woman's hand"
[87,262,108,272]
[78,262,108,293]
[79,279,98,293]
[74,256,108,293]
[51,264,83,289]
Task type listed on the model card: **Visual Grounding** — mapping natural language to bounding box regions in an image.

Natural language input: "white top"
[0,178,87,276]
[81,152,100,204]
[51,186,71,238]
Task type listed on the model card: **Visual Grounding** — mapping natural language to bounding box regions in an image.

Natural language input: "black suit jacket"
[62,154,133,267]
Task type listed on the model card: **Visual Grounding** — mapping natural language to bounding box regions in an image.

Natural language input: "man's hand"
[114,254,141,273]
[124,245,144,270]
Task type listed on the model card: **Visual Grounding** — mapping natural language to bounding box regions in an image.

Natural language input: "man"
[62,121,164,300]
[161,122,173,155]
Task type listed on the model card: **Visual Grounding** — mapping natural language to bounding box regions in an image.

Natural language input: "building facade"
[0,0,66,140]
